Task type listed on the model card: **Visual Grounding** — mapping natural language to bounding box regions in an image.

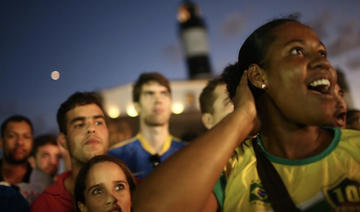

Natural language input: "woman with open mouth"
[132,17,360,212]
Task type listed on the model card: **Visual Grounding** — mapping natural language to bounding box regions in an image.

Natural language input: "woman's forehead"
[271,22,321,44]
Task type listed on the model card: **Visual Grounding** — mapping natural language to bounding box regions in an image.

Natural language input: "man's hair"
[57,92,104,134]
[31,134,58,156]
[1,115,33,138]
[132,72,171,102]
[199,64,238,114]
[199,77,226,114]
[74,155,136,212]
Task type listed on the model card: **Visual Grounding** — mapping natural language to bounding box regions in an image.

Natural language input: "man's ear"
[57,133,68,151]
[247,64,268,89]
[201,113,214,130]
[28,156,36,169]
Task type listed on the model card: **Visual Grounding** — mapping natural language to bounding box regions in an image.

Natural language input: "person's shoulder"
[30,171,73,212]
[0,185,29,212]
[40,171,70,195]
[30,191,51,212]
[110,136,139,150]
[340,128,360,137]
[339,128,360,146]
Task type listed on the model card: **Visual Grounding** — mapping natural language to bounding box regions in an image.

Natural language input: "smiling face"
[259,22,337,126]
[63,104,109,165]
[80,161,132,212]
[3,121,33,164]
[136,81,172,127]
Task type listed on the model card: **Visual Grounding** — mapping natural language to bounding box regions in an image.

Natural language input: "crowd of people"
[1,17,360,212]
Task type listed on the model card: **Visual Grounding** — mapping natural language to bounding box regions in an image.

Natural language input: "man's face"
[63,104,109,165]
[202,84,234,129]
[34,144,61,177]
[136,81,172,127]
[3,121,33,164]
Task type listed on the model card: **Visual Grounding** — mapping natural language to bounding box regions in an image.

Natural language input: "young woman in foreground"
[133,18,360,212]
[74,155,136,212]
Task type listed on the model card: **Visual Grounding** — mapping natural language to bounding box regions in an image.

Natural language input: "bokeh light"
[172,102,184,114]
[107,106,121,119]
[127,104,138,117]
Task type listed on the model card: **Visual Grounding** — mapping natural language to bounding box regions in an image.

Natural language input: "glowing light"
[51,70,60,80]
[126,104,138,117]
[107,106,121,119]
[172,102,184,114]
[177,6,190,23]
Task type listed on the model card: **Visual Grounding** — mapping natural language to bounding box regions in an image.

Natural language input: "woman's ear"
[247,64,268,89]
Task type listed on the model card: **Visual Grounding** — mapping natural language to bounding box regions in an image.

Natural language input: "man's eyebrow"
[70,117,85,124]
[93,115,106,120]
[142,90,155,95]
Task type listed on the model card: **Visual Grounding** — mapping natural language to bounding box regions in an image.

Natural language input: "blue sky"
[1,0,360,135]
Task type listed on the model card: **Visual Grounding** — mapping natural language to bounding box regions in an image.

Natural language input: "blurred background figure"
[199,65,236,130]
[18,134,62,203]
[0,185,29,212]
[0,138,3,159]
[109,72,186,179]
[0,115,33,185]
[74,155,136,212]
[346,109,360,130]
[108,120,133,147]
[29,134,61,180]
[332,84,347,129]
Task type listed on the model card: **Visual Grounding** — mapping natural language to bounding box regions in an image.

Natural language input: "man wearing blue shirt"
[109,72,186,179]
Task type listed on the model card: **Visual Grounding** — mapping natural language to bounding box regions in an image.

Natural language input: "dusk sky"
[1,0,360,135]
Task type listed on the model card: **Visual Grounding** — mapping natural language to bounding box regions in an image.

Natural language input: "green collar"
[256,127,341,165]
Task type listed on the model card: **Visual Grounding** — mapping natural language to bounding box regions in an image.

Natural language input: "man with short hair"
[0,115,33,185]
[109,72,186,179]
[31,92,109,212]
[29,134,61,179]
[17,134,61,204]
[199,76,234,130]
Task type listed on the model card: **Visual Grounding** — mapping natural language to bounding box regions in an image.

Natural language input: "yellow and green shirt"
[214,128,360,211]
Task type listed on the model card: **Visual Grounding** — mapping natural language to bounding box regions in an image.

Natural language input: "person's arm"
[133,71,256,212]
